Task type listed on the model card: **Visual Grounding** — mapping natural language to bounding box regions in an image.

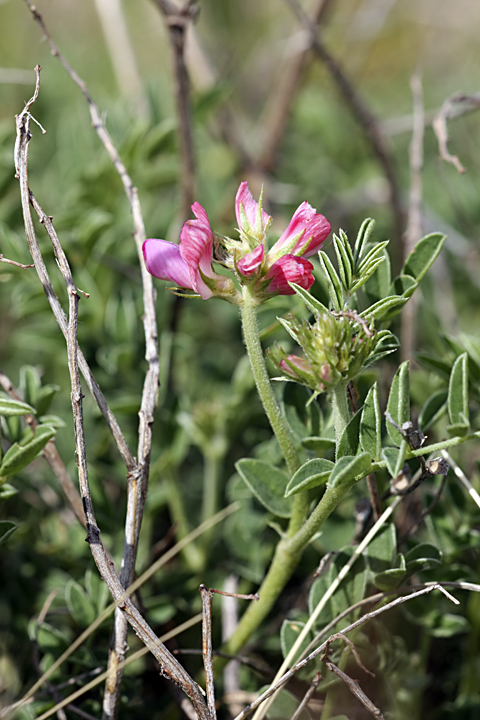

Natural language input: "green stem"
[222,295,359,663]
[223,537,302,656]
[240,286,300,477]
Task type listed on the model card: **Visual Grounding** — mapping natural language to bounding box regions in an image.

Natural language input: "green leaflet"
[318,250,343,311]
[360,384,381,461]
[353,218,376,265]
[337,409,362,458]
[0,424,56,477]
[0,520,18,545]
[65,580,97,628]
[386,361,410,445]
[328,452,372,489]
[236,458,292,517]
[0,396,35,418]
[402,232,446,282]
[447,352,469,436]
[285,458,334,497]
[418,389,448,431]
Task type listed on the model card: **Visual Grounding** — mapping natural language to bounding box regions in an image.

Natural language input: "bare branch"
[257,0,334,171]
[321,657,384,719]
[14,65,208,720]
[152,0,198,222]
[290,671,321,720]
[433,92,480,174]
[0,254,34,268]
[284,0,404,249]
[401,71,424,362]
[21,5,162,713]
[233,584,458,720]
[200,585,217,720]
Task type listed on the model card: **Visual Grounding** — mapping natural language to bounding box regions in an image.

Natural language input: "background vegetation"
[1,0,480,718]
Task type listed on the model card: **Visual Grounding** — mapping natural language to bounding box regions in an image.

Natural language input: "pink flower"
[235,182,271,239]
[265,255,314,295]
[270,202,330,259]
[237,244,264,277]
[143,202,226,300]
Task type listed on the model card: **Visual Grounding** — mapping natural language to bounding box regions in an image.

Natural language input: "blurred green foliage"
[1,1,480,718]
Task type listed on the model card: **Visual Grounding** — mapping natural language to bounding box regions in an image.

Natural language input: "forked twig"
[22,3,162,713]
[284,0,404,248]
[433,92,480,174]
[14,64,208,720]
[290,671,321,720]
[233,584,458,720]
[151,0,198,222]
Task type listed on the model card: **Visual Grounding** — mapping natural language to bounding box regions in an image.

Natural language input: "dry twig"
[284,0,404,248]
[14,65,208,720]
[433,92,480,174]
[401,71,424,362]
[22,3,162,713]
[151,0,198,222]
[234,584,458,720]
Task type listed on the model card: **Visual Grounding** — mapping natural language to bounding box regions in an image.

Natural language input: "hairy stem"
[240,286,300,476]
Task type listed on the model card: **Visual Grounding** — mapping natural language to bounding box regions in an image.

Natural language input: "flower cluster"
[142,182,330,304]
[268,310,378,395]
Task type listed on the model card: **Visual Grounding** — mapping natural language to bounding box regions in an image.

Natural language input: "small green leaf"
[285,458,334,497]
[374,553,406,591]
[0,425,56,477]
[418,390,448,431]
[65,580,96,627]
[364,245,391,302]
[366,524,397,573]
[0,483,18,500]
[391,274,418,300]
[416,353,452,378]
[328,453,372,490]
[236,459,292,517]
[405,544,442,575]
[361,295,408,323]
[19,365,41,407]
[386,361,410,445]
[402,232,446,282]
[0,520,18,545]
[353,218,376,265]
[35,384,60,417]
[318,251,343,311]
[301,436,336,452]
[382,445,407,478]
[360,384,381,461]
[337,410,362,459]
[0,397,36,418]
[447,352,469,436]
[280,620,312,663]
[333,233,353,291]
[259,687,310,720]
[290,283,329,316]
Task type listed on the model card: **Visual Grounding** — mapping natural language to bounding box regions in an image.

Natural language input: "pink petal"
[237,244,265,277]
[142,239,193,289]
[266,255,314,295]
[270,202,331,258]
[180,202,217,299]
[235,181,271,234]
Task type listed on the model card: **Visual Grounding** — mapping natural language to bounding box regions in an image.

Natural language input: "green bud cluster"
[269,310,378,395]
